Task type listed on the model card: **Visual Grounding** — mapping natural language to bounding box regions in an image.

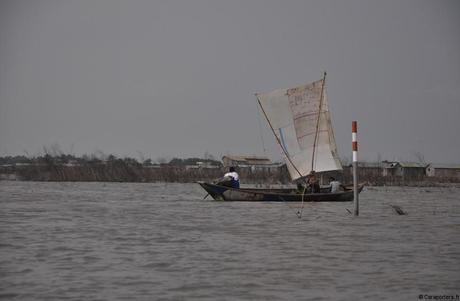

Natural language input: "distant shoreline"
[1,164,459,187]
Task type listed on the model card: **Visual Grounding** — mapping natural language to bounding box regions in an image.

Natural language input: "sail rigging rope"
[296,185,307,219]
[255,98,267,156]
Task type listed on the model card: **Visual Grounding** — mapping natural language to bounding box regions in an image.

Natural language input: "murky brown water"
[1,181,459,300]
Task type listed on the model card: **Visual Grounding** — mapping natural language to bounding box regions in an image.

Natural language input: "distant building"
[64,160,79,167]
[222,155,273,167]
[195,161,220,168]
[426,164,460,178]
[381,161,399,177]
[398,162,428,177]
[221,155,282,174]
[382,161,427,177]
[356,162,382,179]
[14,163,32,167]
[185,165,200,170]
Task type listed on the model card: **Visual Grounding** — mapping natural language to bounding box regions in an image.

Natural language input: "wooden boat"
[198,181,364,202]
[199,73,364,202]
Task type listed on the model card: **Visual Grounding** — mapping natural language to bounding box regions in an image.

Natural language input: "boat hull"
[198,182,363,202]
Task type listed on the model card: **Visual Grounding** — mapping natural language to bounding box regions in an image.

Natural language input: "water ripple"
[1,182,459,300]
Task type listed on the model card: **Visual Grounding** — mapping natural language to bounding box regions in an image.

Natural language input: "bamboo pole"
[311,71,327,171]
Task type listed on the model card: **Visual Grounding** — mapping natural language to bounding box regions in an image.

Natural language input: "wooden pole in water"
[352,121,359,216]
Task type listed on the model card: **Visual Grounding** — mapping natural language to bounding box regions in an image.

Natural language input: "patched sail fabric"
[256,79,342,180]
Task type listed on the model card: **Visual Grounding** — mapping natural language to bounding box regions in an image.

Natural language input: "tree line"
[0,154,222,167]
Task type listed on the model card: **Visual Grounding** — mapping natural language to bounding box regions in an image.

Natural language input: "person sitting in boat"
[307,170,320,193]
[328,177,344,193]
[217,167,240,188]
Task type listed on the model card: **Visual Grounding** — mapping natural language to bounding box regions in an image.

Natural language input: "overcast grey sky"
[1,0,459,163]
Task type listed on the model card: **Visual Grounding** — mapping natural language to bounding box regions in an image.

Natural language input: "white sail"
[256,78,342,180]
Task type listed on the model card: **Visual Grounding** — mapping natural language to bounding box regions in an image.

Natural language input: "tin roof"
[381,161,399,168]
[382,161,428,168]
[222,155,274,166]
[222,155,271,162]
[427,163,460,169]
[398,162,429,168]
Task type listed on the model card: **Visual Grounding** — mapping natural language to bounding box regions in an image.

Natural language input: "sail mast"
[311,71,327,171]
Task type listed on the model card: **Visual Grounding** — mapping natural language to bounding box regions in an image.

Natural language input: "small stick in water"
[390,205,407,215]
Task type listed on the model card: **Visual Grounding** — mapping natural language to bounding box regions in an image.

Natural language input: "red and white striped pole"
[352,121,359,216]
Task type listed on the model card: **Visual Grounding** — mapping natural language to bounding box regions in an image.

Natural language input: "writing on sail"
[287,80,324,149]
